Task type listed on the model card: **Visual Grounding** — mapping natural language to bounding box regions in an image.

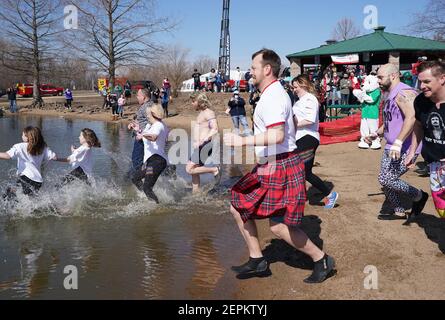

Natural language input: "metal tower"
[218,0,230,82]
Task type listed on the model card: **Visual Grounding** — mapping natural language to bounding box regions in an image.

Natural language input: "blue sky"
[156,0,428,69]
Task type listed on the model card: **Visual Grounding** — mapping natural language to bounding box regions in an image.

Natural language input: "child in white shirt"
[0,126,57,198]
[57,128,101,185]
[118,94,126,118]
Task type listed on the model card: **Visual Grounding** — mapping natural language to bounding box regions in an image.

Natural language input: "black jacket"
[228,97,246,117]
[7,89,17,100]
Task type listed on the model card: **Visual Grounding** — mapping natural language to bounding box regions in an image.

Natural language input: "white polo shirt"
[253,80,297,157]
[68,145,93,177]
[6,143,56,183]
[142,121,169,163]
[293,92,320,141]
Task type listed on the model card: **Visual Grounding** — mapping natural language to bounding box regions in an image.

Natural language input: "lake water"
[0,115,246,299]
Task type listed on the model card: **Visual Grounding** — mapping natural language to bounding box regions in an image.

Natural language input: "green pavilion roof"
[287,27,445,59]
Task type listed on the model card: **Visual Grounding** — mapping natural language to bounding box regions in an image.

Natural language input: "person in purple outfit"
[366,64,427,222]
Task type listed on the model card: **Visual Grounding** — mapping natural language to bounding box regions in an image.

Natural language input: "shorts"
[190,140,213,167]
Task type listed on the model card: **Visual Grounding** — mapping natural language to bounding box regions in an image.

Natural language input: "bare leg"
[186,162,218,193]
[191,174,200,193]
[230,205,263,258]
[269,221,324,262]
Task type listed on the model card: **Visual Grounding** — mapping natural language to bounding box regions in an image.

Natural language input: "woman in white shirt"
[0,126,57,197]
[131,104,169,203]
[292,75,339,209]
[57,128,101,185]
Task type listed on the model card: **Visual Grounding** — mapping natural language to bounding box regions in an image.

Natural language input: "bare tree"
[66,0,176,88]
[409,0,445,41]
[0,0,63,107]
[332,18,361,41]
[192,55,218,74]
[156,45,191,97]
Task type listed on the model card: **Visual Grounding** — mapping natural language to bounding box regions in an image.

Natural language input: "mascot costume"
[353,75,382,149]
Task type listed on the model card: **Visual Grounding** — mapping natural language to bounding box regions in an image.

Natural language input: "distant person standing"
[226,90,252,136]
[249,89,260,133]
[208,69,216,92]
[64,88,73,110]
[160,88,169,118]
[215,71,223,92]
[7,87,17,113]
[101,87,109,109]
[245,69,253,92]
[340,73,351,105]
[114,84,123,97]
[118,94,126,118]
[192,69,202,91]
[124,80,132,101]
[412,57,427,89]
[163,77,171,97]
[234,66,242,90]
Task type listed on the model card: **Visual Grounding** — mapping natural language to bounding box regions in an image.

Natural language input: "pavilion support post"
[290,58,302,78]
[389,51,400,69]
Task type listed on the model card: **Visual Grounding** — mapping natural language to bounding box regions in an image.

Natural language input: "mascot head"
[361,75,379,93]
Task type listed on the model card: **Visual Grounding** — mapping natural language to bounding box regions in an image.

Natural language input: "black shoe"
[231,258,269,276]
[303,255,336,284]
[378,212,406,221]
[411,191,429,216]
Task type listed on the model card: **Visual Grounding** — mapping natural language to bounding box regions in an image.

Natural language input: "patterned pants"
[378,150,420,214]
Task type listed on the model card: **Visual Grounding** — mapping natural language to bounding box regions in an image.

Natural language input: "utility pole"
[218,0,230,84]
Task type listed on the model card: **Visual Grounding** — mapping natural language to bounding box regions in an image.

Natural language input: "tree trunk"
[108,2,115,90]
[32,0,42,108]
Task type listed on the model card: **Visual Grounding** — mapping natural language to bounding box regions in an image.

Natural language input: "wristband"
[394,139,403,146]
[390,144,401,153]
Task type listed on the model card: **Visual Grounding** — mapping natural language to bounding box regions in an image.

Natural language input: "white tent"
[180,70,246,92]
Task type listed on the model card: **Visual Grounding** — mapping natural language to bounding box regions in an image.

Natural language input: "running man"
[366,64,425,221]
[224,49,336,283]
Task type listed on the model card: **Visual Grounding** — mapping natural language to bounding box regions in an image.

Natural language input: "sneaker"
[324,192,339,209]
[231,258,269,276]
[304,255,336,284]
[378,212,406,221]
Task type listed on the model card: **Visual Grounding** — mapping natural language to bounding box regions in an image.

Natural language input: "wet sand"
[2,92,445,299]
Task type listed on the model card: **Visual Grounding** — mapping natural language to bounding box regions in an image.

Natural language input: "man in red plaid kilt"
[224,49,336,283]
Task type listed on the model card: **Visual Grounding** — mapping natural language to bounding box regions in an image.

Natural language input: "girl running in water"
[130,104,169,203]
[57,128,101,185]
[0,126,57,198]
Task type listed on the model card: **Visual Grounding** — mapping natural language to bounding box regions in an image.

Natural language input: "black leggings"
[61,167,89,185]
[111,103,118,115]
[4,175,42,200]
[296,135,330,197]
[132,154,167,203]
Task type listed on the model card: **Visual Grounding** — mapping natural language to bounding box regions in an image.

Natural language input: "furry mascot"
[353,75,382,149]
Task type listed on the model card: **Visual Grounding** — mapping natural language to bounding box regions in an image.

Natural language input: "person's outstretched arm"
[0,152,11,160]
